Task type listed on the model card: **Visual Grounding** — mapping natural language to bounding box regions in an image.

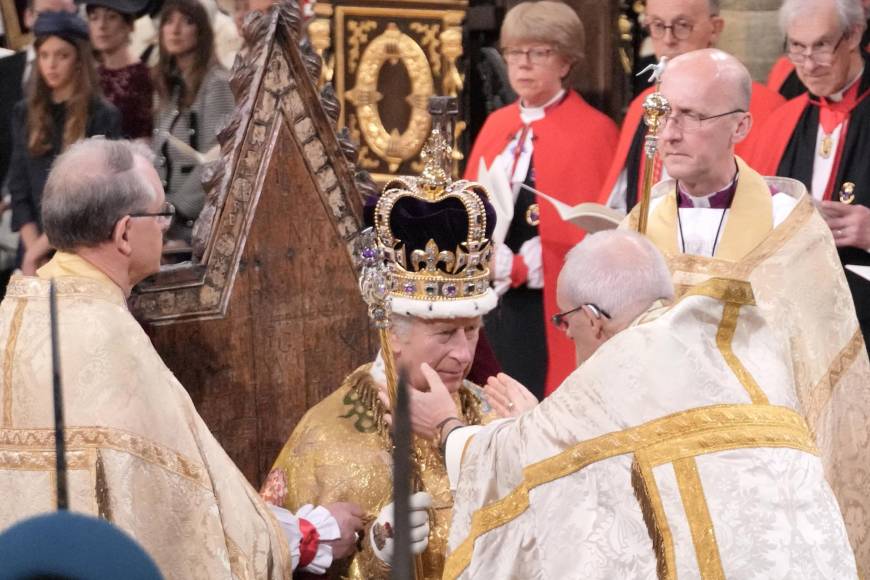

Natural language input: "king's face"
[393,316,482,393]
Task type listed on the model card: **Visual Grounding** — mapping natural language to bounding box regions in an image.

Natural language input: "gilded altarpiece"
[310,1,467,182]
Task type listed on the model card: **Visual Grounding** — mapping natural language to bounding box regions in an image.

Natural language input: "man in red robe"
[600,0,784,214]
[767,0,870,99]
[749,0,870,352]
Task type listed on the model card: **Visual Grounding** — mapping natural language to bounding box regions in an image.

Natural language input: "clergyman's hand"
[820,201,870,249]
[484,373,539,418]
[322,502,365,560]
[378,363,461,440]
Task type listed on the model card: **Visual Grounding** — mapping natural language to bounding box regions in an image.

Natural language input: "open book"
[520,184,624,233]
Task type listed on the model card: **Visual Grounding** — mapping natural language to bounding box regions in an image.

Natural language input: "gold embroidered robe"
[624,159,870,573]
[263,364,490,579]
[0,254,292,579]
[445,278,857,579]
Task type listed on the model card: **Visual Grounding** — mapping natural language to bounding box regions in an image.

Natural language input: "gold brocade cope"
[443,275,858,579]
[0,260,293,580]
[641,157,773,261]
[626,171,870,574]
[266,364,492,580]
[444,404,818,580]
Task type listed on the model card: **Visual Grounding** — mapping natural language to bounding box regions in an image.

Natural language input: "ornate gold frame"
[332,4,465,182]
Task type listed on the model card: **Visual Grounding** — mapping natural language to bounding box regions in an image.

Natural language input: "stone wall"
[717,0,784,82]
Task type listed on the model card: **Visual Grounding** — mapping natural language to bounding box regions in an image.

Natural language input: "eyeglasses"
[551,303,611,330]
[129,201,176,230]
[501,47,555,65]
[785,33,846,66]
[661,109,746,133]
[645,19,695,41]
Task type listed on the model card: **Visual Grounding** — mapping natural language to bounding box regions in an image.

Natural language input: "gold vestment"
[0,253,292,579]
[625,160,870,574]
[264,363,490,579]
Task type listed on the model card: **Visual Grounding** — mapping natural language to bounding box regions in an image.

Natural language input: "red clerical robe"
[598,82,784,210]
[465,91,618,396]
[748,54,870,350]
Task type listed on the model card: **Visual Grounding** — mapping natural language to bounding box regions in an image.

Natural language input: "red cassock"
[465,91,618,396]
[767,56,797,95]
[597,82,785,208]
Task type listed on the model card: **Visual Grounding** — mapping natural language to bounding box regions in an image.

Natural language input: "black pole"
[391,367,412,580]
[49,280,68,511]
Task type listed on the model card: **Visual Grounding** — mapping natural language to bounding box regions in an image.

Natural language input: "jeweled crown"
[369,97,496,315]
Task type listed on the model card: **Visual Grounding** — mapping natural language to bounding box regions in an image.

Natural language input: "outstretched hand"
[378,363,462,440]
[484,373,539,418]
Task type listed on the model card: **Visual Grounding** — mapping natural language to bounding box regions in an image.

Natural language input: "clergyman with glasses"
[750,0,870,354]
[0,137,367,577]
[600,0,785,214]
[401,229,858,579]
[625,47,870,570]
[464,0,619,399]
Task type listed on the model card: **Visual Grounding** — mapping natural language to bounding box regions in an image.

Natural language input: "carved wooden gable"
[131,1,377,486]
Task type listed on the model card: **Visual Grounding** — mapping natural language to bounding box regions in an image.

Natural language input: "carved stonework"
[311,0,467,182]
[131,0,375,324]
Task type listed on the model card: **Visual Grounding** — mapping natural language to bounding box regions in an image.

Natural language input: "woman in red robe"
[464,1,618,398]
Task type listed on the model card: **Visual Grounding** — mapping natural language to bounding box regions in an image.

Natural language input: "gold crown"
[373,119,494,305]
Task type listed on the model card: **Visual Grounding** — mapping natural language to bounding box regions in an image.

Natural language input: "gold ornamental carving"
[345,22,435,172]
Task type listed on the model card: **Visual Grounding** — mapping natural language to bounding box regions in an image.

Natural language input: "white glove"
[518,236,543,289]
[370,491,432,565]
[493,242,514,297]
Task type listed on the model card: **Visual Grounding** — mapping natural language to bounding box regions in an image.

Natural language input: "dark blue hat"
[84,0,151,17]
[0,511,163,580]
[32,11,90,43]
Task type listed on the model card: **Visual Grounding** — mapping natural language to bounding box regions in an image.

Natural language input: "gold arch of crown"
[374,177,493,302]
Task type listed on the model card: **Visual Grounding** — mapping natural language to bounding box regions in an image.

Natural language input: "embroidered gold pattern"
[673,457,725,580]
[0,427,210,490]
[716,302,768,405]
[2,300,27,427]
[805,327,865,432]
[443,404,815,580]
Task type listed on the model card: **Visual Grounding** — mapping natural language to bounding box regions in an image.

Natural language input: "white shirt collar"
[519,89,566,124]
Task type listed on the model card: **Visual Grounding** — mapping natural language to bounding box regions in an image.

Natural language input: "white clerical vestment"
[0,253,296,579]
[444,278,857,580]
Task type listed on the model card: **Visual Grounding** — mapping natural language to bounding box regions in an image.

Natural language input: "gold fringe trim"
[632,454,676,580]
[95,450,113,521]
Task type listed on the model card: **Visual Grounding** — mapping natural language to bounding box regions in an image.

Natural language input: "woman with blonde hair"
[6,10,121,274]
[151,0,234,244]
[466,0,618,398]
